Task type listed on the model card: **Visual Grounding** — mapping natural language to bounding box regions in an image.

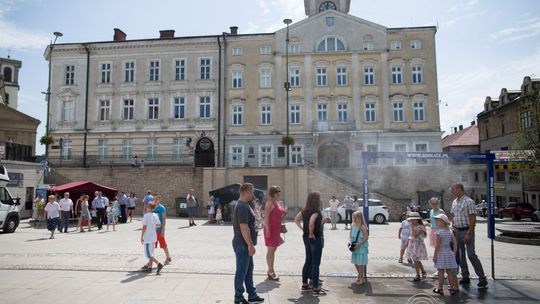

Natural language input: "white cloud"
[439,48,540,136]
[490,18,540,42]
[0,0,49,50]
[247,0,305,33]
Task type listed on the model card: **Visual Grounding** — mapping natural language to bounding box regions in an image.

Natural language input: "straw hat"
[434,213,451,225]
[407,212,421,220]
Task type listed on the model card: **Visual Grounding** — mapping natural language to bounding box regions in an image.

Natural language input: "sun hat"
[407,212,421,220]
[434,213,451,225]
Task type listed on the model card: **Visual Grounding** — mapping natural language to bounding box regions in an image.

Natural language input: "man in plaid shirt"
[450,183,488,289]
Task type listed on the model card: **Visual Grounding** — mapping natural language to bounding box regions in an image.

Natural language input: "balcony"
[312,120,356,132]
[48,154,194,168]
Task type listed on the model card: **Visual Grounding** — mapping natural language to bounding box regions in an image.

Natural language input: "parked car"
[498,202,535,220]
[532,210,540,222]
[0,165,21,233]
[323,199,389,224]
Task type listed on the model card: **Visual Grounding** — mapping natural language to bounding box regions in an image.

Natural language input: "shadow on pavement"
[286,292,321,304]
[256,279,280,293]
[25,237,50,242]
[121,271,148,283]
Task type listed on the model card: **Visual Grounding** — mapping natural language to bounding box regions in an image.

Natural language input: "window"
[232,70,243,88]
[62,100,74,122]
[260,105,272,125]
[232,105,243,126]
[318,104,328,122]
[232,47,243,56]
[362,42,374,51]
[391,65,403,84]
[394,144,407,165]
[200,58,211,79]
[415,143,428,164]
[474,172,479,182]
[317,37,346,52]
[173,138,184,160]
[316,67,327,86]
[124,61,135,83]
[496,171,506,182]
[337,103,348,122]
[500,118,506,135]
[393,102,404,122]
[367,144,378,165]
[3,67,12,82]
[98,139,108,161]
[122,139,132,160]
[290,68,300,87]
[412,64,423,84]
[336,67,347,86]
[260,69,271,88]
[98,100,111,121]
[100,63,111,84]
[291,146,303,166]
[391,40,401,50]
[509,172,520,183]
[364,65,375,85]
[175,59,186,81]
[148,98,159,120]
[65,65,75,85]
[290,104,300,124]
[173,97,185,119]
[122,99,134,121]
[61,139,72,161]
[520,111,532,129]
[199,96,211,118]
[260,46,272,55]
[289,44,300,53]
[231,146,244,166]
[413,101,425,121]
[365,102,376,122]
[410,40,422,49]
[149,60,160,81]
[147,138,158,160]
[260,146,273,167]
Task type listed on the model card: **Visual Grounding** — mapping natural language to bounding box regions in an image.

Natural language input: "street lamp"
[45,31,63,159]
[283,18,292,167]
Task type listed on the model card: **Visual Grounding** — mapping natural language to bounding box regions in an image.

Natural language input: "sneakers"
[156,263,164,274]
[234,299,248,304]
[459,278,471,285]
[248,296,264,303]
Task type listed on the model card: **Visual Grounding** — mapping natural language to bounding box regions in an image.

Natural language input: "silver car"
[323,199,389,224]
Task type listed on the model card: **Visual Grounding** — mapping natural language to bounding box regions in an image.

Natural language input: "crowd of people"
[34,181,487,302]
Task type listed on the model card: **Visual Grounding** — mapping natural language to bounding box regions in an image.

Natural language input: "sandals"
[449,288,460,295]
[433,288,443,295]
[312,288,327,296]
[413,275,422,282]
[267,272,279,281]
[164,257,172,265]
[421,271,427,279]
[301,284,312,291]
[398,258,403,263]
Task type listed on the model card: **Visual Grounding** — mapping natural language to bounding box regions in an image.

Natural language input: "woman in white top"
[127,193,137,223]
[207,196,215,223]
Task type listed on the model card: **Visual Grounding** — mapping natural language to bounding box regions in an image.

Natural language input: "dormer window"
[317,37,346,52]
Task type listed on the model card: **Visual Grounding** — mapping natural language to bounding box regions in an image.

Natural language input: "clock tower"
[304,0,350,17]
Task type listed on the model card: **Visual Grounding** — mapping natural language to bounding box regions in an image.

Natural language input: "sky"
[1,0,539,155]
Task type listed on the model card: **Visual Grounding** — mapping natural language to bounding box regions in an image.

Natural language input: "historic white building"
[46,0,442,168]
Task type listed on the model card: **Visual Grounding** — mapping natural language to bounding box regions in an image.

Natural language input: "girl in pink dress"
[263,185,286,281]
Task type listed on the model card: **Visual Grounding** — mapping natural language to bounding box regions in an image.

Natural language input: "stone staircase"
[43,168,73,186]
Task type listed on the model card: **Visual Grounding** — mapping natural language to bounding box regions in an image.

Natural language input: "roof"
[49,180,117,193]
[442,125,479,148]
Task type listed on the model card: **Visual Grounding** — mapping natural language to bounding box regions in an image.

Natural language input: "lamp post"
[283,18,292,167]
[45,31,63,159]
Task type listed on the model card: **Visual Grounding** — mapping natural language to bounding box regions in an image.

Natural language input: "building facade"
[47,0,442,168]
[477,76,540,208]
[0,57,22,109]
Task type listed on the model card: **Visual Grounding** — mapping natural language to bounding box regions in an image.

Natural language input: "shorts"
[47,218,59,231]
[128,207,135,210]
[144,242,155,259]
[400,236,410,250]
[155,232,168,248]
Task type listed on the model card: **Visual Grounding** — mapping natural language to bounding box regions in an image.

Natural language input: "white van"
[0,165,20,233]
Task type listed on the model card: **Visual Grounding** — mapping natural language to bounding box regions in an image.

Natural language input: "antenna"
[7,48,11,59]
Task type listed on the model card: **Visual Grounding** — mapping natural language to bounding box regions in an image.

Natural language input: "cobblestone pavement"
[1,217,539,303]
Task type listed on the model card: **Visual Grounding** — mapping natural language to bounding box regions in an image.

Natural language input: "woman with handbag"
[263,185,286,281]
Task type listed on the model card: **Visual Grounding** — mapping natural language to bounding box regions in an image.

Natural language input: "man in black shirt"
[232,183,264,304]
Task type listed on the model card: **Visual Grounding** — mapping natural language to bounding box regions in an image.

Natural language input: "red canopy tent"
[48,181,117,202]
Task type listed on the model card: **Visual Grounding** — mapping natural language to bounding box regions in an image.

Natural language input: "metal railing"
[312,120,356,132]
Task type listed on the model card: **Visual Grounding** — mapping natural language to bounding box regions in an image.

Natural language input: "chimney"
[454,127,458,134]
[159,30,175,39]
[113,28,127,42]
[459,125,463,131]
[230,26,238,35]
[471,121,476,126]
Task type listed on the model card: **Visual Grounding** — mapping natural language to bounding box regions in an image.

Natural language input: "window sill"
[145,81,163,86]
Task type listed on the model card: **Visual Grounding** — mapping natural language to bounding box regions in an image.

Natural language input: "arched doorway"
[195,137,215,167]
[318,141,349,168]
